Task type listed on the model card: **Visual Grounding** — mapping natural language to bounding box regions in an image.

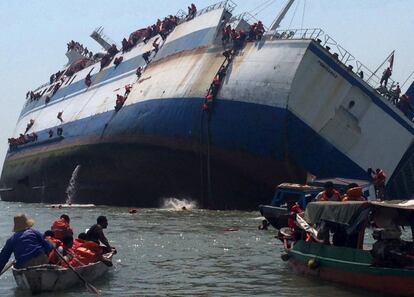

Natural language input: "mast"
[269,0,295,31]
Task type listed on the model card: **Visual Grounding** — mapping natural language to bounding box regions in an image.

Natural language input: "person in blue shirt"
[0,214,52,272]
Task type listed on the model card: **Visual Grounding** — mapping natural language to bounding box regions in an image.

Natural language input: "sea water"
[0,200,378,297]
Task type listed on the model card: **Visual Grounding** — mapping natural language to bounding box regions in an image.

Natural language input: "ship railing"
[33,82,49,93]
[230,12,269,30]
[268,28,396,92]
[196,0,237,17]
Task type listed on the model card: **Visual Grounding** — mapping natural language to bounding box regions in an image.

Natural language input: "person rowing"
[0,214,52,272]
[86,216,116,254]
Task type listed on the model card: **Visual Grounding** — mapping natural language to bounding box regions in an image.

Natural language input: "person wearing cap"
[0,214,52,272]
[315,181,341,201]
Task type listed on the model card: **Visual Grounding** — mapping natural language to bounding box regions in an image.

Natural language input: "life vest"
[73,238,85,250]
[342,187,364,201]
[288,203,303,228]
[71,241,102,266]
[51,219,73,240]
[319,190,341,201]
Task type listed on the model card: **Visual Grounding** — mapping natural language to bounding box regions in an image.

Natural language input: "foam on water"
[161,197,197,210]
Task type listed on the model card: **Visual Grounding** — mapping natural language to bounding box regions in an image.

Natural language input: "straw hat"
[13,214,34,232]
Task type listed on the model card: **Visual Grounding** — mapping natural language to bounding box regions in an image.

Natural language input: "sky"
[0,0,413,171]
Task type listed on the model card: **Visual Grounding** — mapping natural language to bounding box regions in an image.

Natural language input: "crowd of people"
[0,213,115,273]
[67,40,94,59]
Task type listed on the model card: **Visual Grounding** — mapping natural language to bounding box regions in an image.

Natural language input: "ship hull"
[0,96,367,209]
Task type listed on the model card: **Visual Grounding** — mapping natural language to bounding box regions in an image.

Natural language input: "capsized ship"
[1,1,414,209]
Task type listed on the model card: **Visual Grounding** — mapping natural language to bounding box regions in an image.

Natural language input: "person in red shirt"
[315,181,341,201]
[51,214,73,241]
[374,168,386,199]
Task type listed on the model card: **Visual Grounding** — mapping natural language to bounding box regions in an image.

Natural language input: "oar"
[54,249,101,295]
[0,260,15,277]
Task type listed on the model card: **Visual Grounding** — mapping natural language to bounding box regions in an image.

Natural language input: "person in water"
[258,219,270,230]
[0,214,52,272]
[86,216,115,254]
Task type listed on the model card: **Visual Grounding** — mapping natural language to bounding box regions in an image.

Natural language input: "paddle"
[54,249,101,295]
[0,260,15,277]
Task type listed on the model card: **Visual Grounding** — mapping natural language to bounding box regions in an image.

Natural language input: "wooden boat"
[12,253,113,294]
[282,201,414,297]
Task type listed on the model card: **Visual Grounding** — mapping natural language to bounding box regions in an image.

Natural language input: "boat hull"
[12,260,111,293]
[287,241,414,296]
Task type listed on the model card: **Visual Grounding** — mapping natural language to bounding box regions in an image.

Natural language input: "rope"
[301,0,306,30]
[251,0,278,17]
[248,0,275,15]
[287,0,300,29]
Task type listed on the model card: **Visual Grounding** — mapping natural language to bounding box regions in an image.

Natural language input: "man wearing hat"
[0,214,52,272]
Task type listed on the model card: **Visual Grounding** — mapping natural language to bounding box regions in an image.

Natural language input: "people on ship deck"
[51,214,74,241]
[86,216,114,254]
[0,214,52,272]
[187,3,197,20]
[380,67,392,87]
[315,181,341,201]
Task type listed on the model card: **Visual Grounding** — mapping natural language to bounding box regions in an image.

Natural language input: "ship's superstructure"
[1,1,414,209]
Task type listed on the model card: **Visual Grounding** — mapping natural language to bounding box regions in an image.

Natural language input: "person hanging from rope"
[217,65,227,81]
[222,25,231,45]
[255,21,265,40]
[24,119,35,134]
[222,49,234,62]
[142,51,151,64]
[136,66,143,79]
[85,73,92,87]
[152,38,160,53]
[57,111,64,123]
[113,56,123,67]
[248,23,258,41]
[115,94,126,112]
[124,84,133,97]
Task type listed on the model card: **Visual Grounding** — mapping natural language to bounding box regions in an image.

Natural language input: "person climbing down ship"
[142,51,151,64]
[115,94,126,112]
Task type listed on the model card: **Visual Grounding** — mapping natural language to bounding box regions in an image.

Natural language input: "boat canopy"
[304,200,414,227]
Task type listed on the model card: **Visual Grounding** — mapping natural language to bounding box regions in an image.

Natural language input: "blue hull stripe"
[10,98,368,181]
[308,42,414,135]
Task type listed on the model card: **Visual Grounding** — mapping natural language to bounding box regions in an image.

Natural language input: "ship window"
[41,88,47,96]
[348,101,355,109]
[47,85,54,92]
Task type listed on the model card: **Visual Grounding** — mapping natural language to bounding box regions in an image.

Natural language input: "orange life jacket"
[319,190,341,201]
[51,218,73,240]
[342,187,365,201]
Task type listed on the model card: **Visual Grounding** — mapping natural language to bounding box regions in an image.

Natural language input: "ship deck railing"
[196,0,237,17]
[266,28,399,100]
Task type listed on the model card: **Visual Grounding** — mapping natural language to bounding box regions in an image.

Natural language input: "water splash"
[161,198,197,210]
[65,165,81,205]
